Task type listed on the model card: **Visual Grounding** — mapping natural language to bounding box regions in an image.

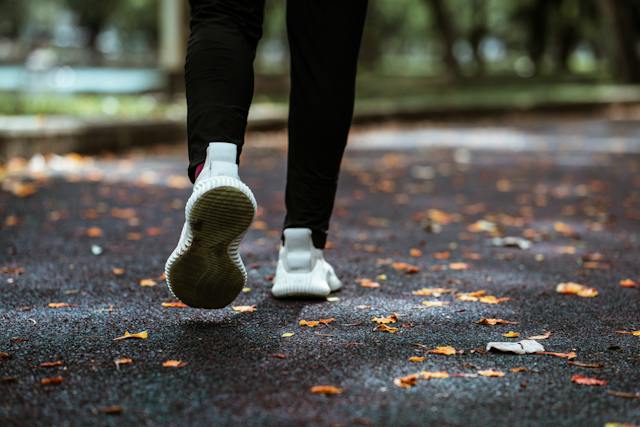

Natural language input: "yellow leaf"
[615,330,640,336]
[376,324,398,333]
[47,302,74,309]
[510,367,528,373]
[428,346,456,356]
[479,295,511,304]
[421,371,449,379]
[412,287,453,297]
[310,385,343,395]
[478,369,505,377]
[371,314,398,324]
[502,331,520,338]
[408,356,426,362]
[281,332,294,338]
[556,282,598,297]
[448,262,470,270]
[456,290,486,301]
[162,360,187,368]
[139,278,157,287]
[421,300,449,308]
[232,305,256,313]
[299,320,320,327]
[112,267,125,276]
[113,330,148,341]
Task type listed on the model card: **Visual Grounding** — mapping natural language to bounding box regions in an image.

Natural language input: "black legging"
[185,0,368,249]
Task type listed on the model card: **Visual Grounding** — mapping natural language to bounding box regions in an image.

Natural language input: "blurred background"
[1,0,640,159]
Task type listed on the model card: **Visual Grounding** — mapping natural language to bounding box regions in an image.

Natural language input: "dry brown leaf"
[41,376,64,385]
[477,318,518,326]
[502,331,520,338]
[428,346,456,356]
[536,351,576,359]
[138,278,157,287]
[571,374,607,386]
[162,360,188,368]
[232,305,256,313]
[113,330,148,341]
[478,369,505,377]
[394,373,420,388]
[556,282,598,297]
[161,301,189,308]
[371,314,398,324]
[510,367,528,373]
[568,361,603,369]
[96,405,124,415]
[376,324,398,333]
[310,385,343,395]
[39,360,64,368]
[527,331,551,340]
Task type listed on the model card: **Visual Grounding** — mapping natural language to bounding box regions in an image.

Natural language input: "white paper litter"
[490,236,532,250]
[486,339,544,354]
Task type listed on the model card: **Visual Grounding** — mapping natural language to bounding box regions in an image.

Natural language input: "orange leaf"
[39,360,64,368]
[161,301,189,308]
[428,346,456,356]
[48,302,75,309]
[536,351,576,359]
[502,331,520,338]
[310,385,342,395]
[615,330,640,336]
[41,376,64,385]
[412,287,453,297]
[376,324,399,333]
[478,369,505,377]
[619,278,638,288]
[114,357,133,367]
[86,227,103,238]
[371,314,398,324]
[112,267,125,276]
[138,278,157,287]
[113,330,148,341]
[571,374,607,386]
[357,278,381,288]
[408,356,426,362]
[394,373,420,388]
[556,282,598,298]
[392,262,420,274]
[409,248,423,257]
[162,360,187,368]
[448,262,470,270]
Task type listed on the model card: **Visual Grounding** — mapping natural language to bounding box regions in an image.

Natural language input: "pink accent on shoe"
[194,162,205,180]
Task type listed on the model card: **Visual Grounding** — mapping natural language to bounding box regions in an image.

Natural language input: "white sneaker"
[165,142,256,309]
[271,228,342,298]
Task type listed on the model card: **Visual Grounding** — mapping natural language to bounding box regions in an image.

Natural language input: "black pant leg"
[283,0,368,248]
[185,0,265,182]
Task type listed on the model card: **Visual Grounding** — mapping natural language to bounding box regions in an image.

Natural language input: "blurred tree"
[111,0,159,51]
[597,0,640,83]
[0,0,27,39]
[424,0,461,78]
[65,0,122,63]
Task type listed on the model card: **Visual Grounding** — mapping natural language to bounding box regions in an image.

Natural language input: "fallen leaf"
[376,324,398,333]
[392,262,420,274]
[39,360,64,368]
[162,360,188,368]
[113,330,148,341]
[479,295,511,304]
[86,227,103,238]
[615,330,640,336]
[114,357,133,367]
[556,282,598,298]
[421,300,449,308]
[310,385,342,395]
[47,302,75,309]
[571,374,607,386]
[449,262,470,270]
[409,248,423,257]
[478,369,505,377]
[428,346,456,356]
[607,390,640,399]
[161,301,188,308]
[0,352,10,359]
[371,314,398,324]
[422,371,449,379]
[527,331,551,340]
[299,320,320,327]
[357,278,381,288]
[138,278,157,287]
[112,267,125,276]
[232,305,256,313]
[408,356,426,362]
[456,290,486,301]
[412,287,453,296]
[536,351,576,359]
[510,367,528,373]
[477,318,518,326]
[41,376,64,385]
[96,406,123,415]
[568,361,603,369]
[619,279,638,288]
[394,373,420,388]
[502,331,520,338]
[433,251,451,260]
[281,332,295,338]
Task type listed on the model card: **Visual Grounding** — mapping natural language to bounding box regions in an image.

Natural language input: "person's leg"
[283,0,368,248]
[185,0,265,182]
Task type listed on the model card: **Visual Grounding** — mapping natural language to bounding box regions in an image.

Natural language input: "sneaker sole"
[166,177,256,309]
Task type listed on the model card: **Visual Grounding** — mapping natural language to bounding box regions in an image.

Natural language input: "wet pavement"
[1,118,639,426]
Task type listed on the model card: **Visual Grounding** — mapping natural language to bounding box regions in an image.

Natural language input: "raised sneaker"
[165,142,256,308]
[271,228,342,298]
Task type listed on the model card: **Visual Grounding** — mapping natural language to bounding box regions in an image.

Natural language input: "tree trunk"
[597,0,640,83]
[424,0,461,79]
